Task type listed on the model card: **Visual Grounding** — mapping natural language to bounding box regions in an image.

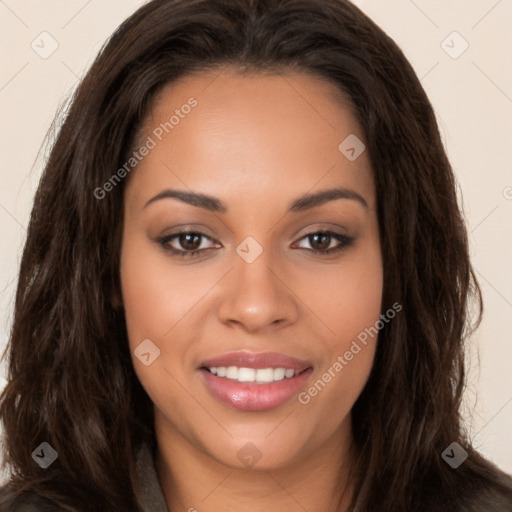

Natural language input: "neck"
[155,415,356,512]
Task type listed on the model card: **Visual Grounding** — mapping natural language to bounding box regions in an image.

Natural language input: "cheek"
[296,237,383,348]
[120,236,211,346]
[120,241,192,416]
[119,238,189,397]
[294,239,382,416]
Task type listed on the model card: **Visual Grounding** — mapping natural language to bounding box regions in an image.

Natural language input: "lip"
[199,351,311,371]
[198,351,313,412]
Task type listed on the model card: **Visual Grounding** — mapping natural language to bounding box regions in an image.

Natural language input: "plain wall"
[1,0,511,483]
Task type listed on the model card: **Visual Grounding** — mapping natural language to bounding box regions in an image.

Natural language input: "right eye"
[157,230,220,258]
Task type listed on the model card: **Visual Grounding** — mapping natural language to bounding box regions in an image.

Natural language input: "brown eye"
[308,233,331,251]
[158,231,218,257]
[178,233,202,251]
[294,231,354,255]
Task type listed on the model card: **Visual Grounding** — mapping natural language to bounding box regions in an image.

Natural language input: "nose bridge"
[217,240,297,331]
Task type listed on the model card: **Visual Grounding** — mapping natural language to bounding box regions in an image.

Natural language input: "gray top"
[135,442,169,512]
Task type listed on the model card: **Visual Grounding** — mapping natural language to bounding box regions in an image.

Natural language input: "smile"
[199,351,313,412]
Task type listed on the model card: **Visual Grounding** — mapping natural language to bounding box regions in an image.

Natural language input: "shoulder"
[427,455,512,512]
[0,485,59,512]
[459,469,512,512]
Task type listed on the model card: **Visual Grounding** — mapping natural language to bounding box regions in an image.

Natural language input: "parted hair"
[1,0,512,511]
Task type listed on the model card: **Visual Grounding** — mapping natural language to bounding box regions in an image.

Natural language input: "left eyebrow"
[143,186,368,212]
[288,187,368,212]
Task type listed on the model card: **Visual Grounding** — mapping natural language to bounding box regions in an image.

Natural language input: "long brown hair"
[1,0,511,510]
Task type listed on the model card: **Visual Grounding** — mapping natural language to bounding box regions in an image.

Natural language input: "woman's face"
[120,68,383,470]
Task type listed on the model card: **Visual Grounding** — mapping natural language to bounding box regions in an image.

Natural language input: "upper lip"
[199,351,312,371]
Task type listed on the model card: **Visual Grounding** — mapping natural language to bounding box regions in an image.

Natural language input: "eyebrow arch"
[143,187,368,212]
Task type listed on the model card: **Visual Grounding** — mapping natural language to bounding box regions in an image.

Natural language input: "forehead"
[126,68,375,211]
[141,67,361,144]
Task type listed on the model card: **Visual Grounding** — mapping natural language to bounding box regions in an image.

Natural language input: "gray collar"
[135,442,169,512]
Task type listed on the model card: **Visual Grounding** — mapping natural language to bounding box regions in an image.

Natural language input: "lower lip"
[200,368,312,411]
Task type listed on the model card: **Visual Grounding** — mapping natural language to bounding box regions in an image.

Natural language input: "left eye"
[293,231,353,254]
[158,230,353,257]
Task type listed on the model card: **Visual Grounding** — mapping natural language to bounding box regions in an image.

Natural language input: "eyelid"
[291,222,349,239]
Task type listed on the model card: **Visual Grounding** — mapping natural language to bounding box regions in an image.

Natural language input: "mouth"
[198,351,313,412]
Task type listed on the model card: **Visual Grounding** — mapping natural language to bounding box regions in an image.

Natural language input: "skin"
[120,67,383,512]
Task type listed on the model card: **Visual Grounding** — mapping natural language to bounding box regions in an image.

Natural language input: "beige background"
[0,0,511,482]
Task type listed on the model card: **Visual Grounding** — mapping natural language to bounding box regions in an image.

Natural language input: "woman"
[1,0,511,510]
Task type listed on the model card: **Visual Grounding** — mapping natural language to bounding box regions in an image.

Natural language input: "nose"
[217,249,299,333]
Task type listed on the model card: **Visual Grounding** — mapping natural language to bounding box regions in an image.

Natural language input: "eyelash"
[157,230,354,258]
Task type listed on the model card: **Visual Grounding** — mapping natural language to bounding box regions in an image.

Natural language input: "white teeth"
[255,368,274,383]
[207,366,299,383]
[273,367,285,381]
[226,366,238,379]
[237,368,256,382]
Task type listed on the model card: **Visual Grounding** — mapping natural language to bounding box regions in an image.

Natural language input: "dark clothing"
[0,443,168,512]
[1,444,512,511]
